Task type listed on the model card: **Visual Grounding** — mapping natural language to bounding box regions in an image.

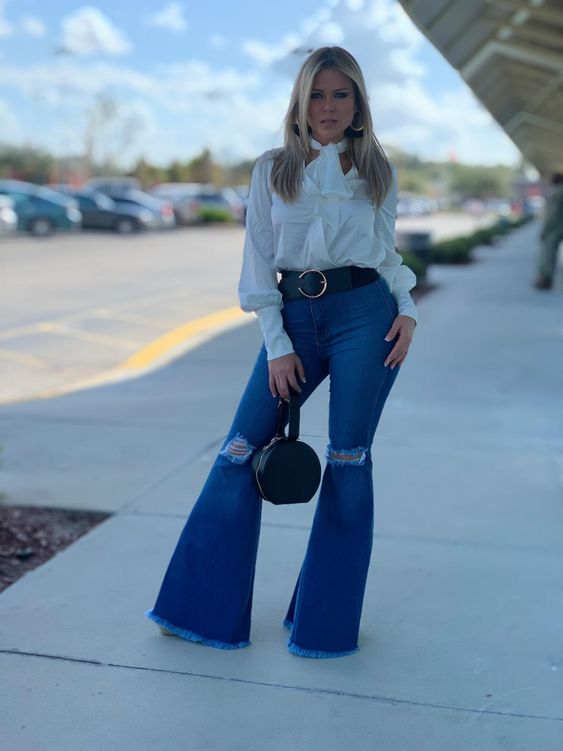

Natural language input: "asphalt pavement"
[1,219,562,750]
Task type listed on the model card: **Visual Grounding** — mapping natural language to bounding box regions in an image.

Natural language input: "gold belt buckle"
[297,268,328,299]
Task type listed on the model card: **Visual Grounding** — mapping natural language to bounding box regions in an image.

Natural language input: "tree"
[448,164,512,199]
[0,145,56,183]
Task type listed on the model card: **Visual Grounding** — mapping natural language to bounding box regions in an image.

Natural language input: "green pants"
[538,234,562,283]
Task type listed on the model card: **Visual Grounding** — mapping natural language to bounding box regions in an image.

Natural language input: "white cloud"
[60,7,131,56]
[242,0,519,165]
[20,15,46,38]
[0,58,270,164]
[373,80,519,164]
[144,2,187,33]
[316,21,345,45]
[0,0,13,36]
[241,32,303,68]
[0,0,520,167]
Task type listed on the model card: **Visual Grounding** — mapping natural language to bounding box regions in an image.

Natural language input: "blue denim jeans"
[145,275,401,658]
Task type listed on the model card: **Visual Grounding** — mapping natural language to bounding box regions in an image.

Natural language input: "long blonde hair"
[270,46,393,207]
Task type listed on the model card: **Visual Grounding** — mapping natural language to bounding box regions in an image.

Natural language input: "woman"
[145,46,417,658]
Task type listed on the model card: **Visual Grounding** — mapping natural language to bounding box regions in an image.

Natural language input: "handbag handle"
[275,386,300,440]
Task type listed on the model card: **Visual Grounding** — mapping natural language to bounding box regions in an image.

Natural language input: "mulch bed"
[0,506,111,594]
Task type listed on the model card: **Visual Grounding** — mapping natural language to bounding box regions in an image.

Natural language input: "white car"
[0,195,17,235]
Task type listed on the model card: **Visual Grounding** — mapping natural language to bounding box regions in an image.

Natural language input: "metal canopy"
[397,0,563,175]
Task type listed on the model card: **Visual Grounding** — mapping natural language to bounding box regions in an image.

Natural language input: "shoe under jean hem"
[145,609,251,650]
[145,609,360,659]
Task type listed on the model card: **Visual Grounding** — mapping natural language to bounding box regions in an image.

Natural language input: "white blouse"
[238,134,418,361]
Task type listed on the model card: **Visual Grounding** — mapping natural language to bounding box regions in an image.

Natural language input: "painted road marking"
[22,306,249,402]
[0,348,52,370]
[122,306,245,369]
[36,322,141,349]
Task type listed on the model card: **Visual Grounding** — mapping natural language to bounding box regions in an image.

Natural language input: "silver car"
[151,183,245,225]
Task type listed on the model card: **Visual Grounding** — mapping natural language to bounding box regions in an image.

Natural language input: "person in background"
[534,171,563,290]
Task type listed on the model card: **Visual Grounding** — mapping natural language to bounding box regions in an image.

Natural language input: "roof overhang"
[398,0,563,175]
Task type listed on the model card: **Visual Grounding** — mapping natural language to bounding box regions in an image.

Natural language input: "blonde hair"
[270,46,393,206]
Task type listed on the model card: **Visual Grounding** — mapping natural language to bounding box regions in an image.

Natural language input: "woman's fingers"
[295,357,307,384]
[384,316,415,369]
[384,334,410,368]
[269,373,277,399]
[385,344,408,369]
[268,353,306,401]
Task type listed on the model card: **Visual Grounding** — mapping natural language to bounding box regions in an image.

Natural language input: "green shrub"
[510,215,533,229]
[399,251,427,281]
[470,227,496,246]
[430,236,474,264]
[429,214,532,264]
[198,207,233,223]
[493,218,512,235]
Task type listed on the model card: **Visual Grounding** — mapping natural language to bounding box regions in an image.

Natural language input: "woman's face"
[307,68,357,147]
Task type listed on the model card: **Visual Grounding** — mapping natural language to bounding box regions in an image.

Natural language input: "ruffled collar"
[304,134,354,200]
[309,135,348,153]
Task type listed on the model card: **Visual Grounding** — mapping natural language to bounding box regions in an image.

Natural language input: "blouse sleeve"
[238,154,296,361]
[374,165,418,324]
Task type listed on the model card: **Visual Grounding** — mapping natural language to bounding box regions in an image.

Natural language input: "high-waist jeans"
[145,275,402,658]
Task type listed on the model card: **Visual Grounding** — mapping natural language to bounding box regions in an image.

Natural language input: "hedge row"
[198,207,234,223]
[399,215,533,284]
[429,215,532,265]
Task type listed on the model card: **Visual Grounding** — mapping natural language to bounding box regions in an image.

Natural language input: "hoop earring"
[350,112,364,132]
[345,125,364,138]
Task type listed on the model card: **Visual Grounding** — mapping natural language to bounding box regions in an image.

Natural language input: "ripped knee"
[220,432,256,464]
[325,444,367,466]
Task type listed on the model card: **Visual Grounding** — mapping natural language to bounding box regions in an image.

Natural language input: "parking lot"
[1,212,498,404]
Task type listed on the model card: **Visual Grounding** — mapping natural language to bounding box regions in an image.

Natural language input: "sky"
[0,0,522,168]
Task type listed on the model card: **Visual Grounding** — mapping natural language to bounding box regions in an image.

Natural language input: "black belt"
[278,265,379,301]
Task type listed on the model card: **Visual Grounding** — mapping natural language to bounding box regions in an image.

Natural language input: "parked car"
[54,188,157,233]
[461,199,486,215]
[523,195,545,217]
[0,195,18,235]
[397,192,436,217]
[150,183,202,225]
[91,186,176,230]
[83,176,142,194]
[150,182,245,225]
[232,184,249,216]
[221,187,246,224]
[0,180,81,236]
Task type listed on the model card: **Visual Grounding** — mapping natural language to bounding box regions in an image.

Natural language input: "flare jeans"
[145,274,402,658]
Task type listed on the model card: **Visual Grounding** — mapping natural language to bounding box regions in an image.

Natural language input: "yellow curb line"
[13,306,249,404]
[122,306,245,369]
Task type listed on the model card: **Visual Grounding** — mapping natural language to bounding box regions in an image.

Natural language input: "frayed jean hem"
[287,639,360,659]
[145,609,251,650]
[284,619,359,658]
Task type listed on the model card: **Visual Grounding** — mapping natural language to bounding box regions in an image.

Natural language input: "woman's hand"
[384,315,416,369]
[268,352,307,401]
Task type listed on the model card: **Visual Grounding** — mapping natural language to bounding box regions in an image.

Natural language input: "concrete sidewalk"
[1,220,562,750]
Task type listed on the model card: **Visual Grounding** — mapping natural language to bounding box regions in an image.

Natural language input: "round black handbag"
[251,386,321,505]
